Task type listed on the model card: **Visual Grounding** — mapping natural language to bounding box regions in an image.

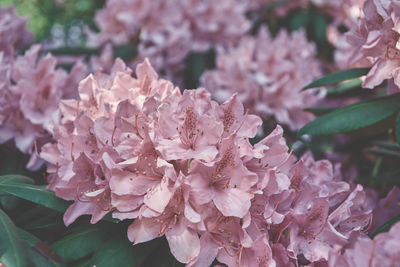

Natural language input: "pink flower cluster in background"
[39,59,398,266]
[88,0,250,81]
[201,27,324,130]
[0,5,32,58]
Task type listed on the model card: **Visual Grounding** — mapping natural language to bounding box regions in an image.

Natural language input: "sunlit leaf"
[302,68,370,90]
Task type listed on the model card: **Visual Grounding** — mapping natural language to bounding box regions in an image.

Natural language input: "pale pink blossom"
[201,27,325,130]
[329,222,400,267]
[40,58,377,266]
[90,0,250,82]
[0,45,84,170]
[340,0,400,92]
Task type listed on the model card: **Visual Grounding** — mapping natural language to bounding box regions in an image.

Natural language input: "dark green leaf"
[302,68,370,90]
[396,112,400,144]
[0,183,70,213]
[290,10,310,30]
[0,175,34,185]
[370,214,400,238]
[0,209,28,267]
[366,148,400,158]
[77,237,156,267]
[51,227,108,262]
[298,93,400,136]
[304,107,336,116]
[18,228,64,267]
[313,13,327,43]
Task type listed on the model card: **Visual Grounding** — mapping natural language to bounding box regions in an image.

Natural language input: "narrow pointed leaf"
[327,78,362,95]
[0,175,34,185]
[0,183,70,212]
[0,209,28,267]
[302,68,370,90]
[51,227,108,262]
[18,228,64,267]
[298,93,400,136]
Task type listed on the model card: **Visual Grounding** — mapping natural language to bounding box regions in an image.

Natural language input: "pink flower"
[90,0,250,83]
[201,27,325,130]
[154,88,223,162]
[40,58,377,266]
[370,186,400,233]
[329,222,400,267]
[340,0,400,92]
[0,45,84,170]
[0,5,32,57]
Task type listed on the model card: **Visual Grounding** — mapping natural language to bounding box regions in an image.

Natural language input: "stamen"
[111,126,117,146]
[76,101,80,116]
[34,140,40,157]
[276,216,294,243]
[362,213,374,233]
[265,201,280,220]
[311,215,329,240]
[368,239,377,267]
[70,142,75,161]
[277,149,294,168]
[135,114,144,139]
[233,109,249,135]
[96,198,113,211]
[42,173,48,183]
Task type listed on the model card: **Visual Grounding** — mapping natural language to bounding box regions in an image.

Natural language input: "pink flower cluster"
[40,59,379,265]
[0,45,86,170]
[329,221,400,267]
[89,0,250,78]
[341,0,400,92]
[0,5,32,57]
[201,27,324,130]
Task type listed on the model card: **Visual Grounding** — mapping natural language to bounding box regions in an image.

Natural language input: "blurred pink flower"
[89,0,250,82]
[0,5,32,57]
[201,27,325,130]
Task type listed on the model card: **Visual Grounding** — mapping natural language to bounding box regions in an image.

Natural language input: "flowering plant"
[0,1,400,267]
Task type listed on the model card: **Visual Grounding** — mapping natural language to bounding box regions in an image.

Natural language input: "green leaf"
[290,10,310,30]
[396,112,400,144]
[0,183,70,213]
[304,107,336,116]
[370,214,400,238]
[327,78,362,95]
[78,237,156,267]
[298,93,400,136]
[51,227,108,262]
[0,209,28,267]
[18,228,64,267]
[0,175,34,185]
[302,68,370,90]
